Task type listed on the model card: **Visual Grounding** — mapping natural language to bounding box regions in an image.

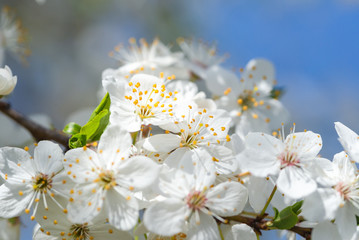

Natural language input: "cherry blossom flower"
[205,59,289,137]
[103,73,178,132]
[0,7,29,65]
[0,141,69,221]
[0,65,17,96]
[238,129,322,199]
[302,152,359,240]
[178,38,226,79]
[109,38,181,73]
[143,150,248,239]
[64,124,160,230]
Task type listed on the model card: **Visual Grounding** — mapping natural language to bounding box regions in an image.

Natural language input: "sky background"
[1,0,359,239]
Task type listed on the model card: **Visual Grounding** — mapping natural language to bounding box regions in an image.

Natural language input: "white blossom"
[0,65,17,96]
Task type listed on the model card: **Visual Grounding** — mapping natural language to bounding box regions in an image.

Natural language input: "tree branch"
[0,101,70,148]
[227,214,312,239]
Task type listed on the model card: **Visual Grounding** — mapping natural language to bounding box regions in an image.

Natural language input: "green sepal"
[63,122,82,135]
[271,200,303,230]
[270,86,285,99]
[69,133,87,149]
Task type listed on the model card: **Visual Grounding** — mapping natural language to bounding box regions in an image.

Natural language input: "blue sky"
[6,0,359,239]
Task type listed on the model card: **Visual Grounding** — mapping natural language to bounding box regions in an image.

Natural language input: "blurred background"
[1,0,359,239]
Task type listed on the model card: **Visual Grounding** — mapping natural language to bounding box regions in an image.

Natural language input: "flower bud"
[0,65,17,96]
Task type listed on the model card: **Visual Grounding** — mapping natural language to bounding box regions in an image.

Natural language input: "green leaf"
[63,122,82,135]
[80,109,110,141]
[66,93,111,149]
[89,92,111,121]
[69,133,87,149]
[271,201,303,230]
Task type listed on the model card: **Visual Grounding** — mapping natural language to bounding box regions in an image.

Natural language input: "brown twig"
[0,101,70,149]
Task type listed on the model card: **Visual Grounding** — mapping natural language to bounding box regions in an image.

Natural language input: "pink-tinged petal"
[106,188,139,231]
[206,181,248,216]
[0,147,34,181]
[67,183,104,223]
[117,155,159,190]
[276,167,317,199]
[143,134,181,153]
[97,124,132,168]
[64,148,100,184]
[285,131,322,161]
[335,122,359,163]
[232,224,257,240]
[312,221,341,240]
[187,211,219,240]
[0,183,33,218]
[336,204,357,240]
[301,188,341,222]
[33,141,64,174]
[144,198,187,236]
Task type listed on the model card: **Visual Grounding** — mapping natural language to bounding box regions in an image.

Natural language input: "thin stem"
[256,232,260,240]
[259,185,277,218]
[218,223,224,240]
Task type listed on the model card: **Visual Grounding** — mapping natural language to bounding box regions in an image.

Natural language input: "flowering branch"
[227,214,312,240]
[0,101,70,148]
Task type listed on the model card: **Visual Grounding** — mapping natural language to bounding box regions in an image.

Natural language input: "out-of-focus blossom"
[0,7,29,65]
[0,65,17,96]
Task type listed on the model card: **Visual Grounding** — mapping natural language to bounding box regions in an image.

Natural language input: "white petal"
[312,221,341,240]
[0,183,33,218]
[98,124,132,168]
[33,141,64,174]
[206,182,248,216]
[204,65,241,97]
[336,204,357,240]
[144,198,186,236]
[238,132,283,177]
[335,122,359,163]
[117,155,160,190]
[187,211,219,240]
[105,189,139,231]
[64,148,100,184]
[67,183,104,223]
[232,224,257,240]
[0,147,34,181]
[142,134,181,153]
[301,188,341,222]
[285,131,322,161]
[276,167,317,199]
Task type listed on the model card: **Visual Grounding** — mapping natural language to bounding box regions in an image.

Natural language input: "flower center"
[136,105,154,120]
[180,133,198,150]
[186,190,207,211]
[98,170,116,190]
[237,90,256,111]
[69,224,90,240]
[278,150,300,169]
[32,173,53,193]
[335,182,352,201]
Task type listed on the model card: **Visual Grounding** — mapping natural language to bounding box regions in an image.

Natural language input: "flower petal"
[144,198,186,236]
[33,141,64,174]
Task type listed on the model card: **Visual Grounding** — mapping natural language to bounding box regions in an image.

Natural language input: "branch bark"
[0,101,70,148]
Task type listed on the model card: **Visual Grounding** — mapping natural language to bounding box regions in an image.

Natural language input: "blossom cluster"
[1,16,359,240]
